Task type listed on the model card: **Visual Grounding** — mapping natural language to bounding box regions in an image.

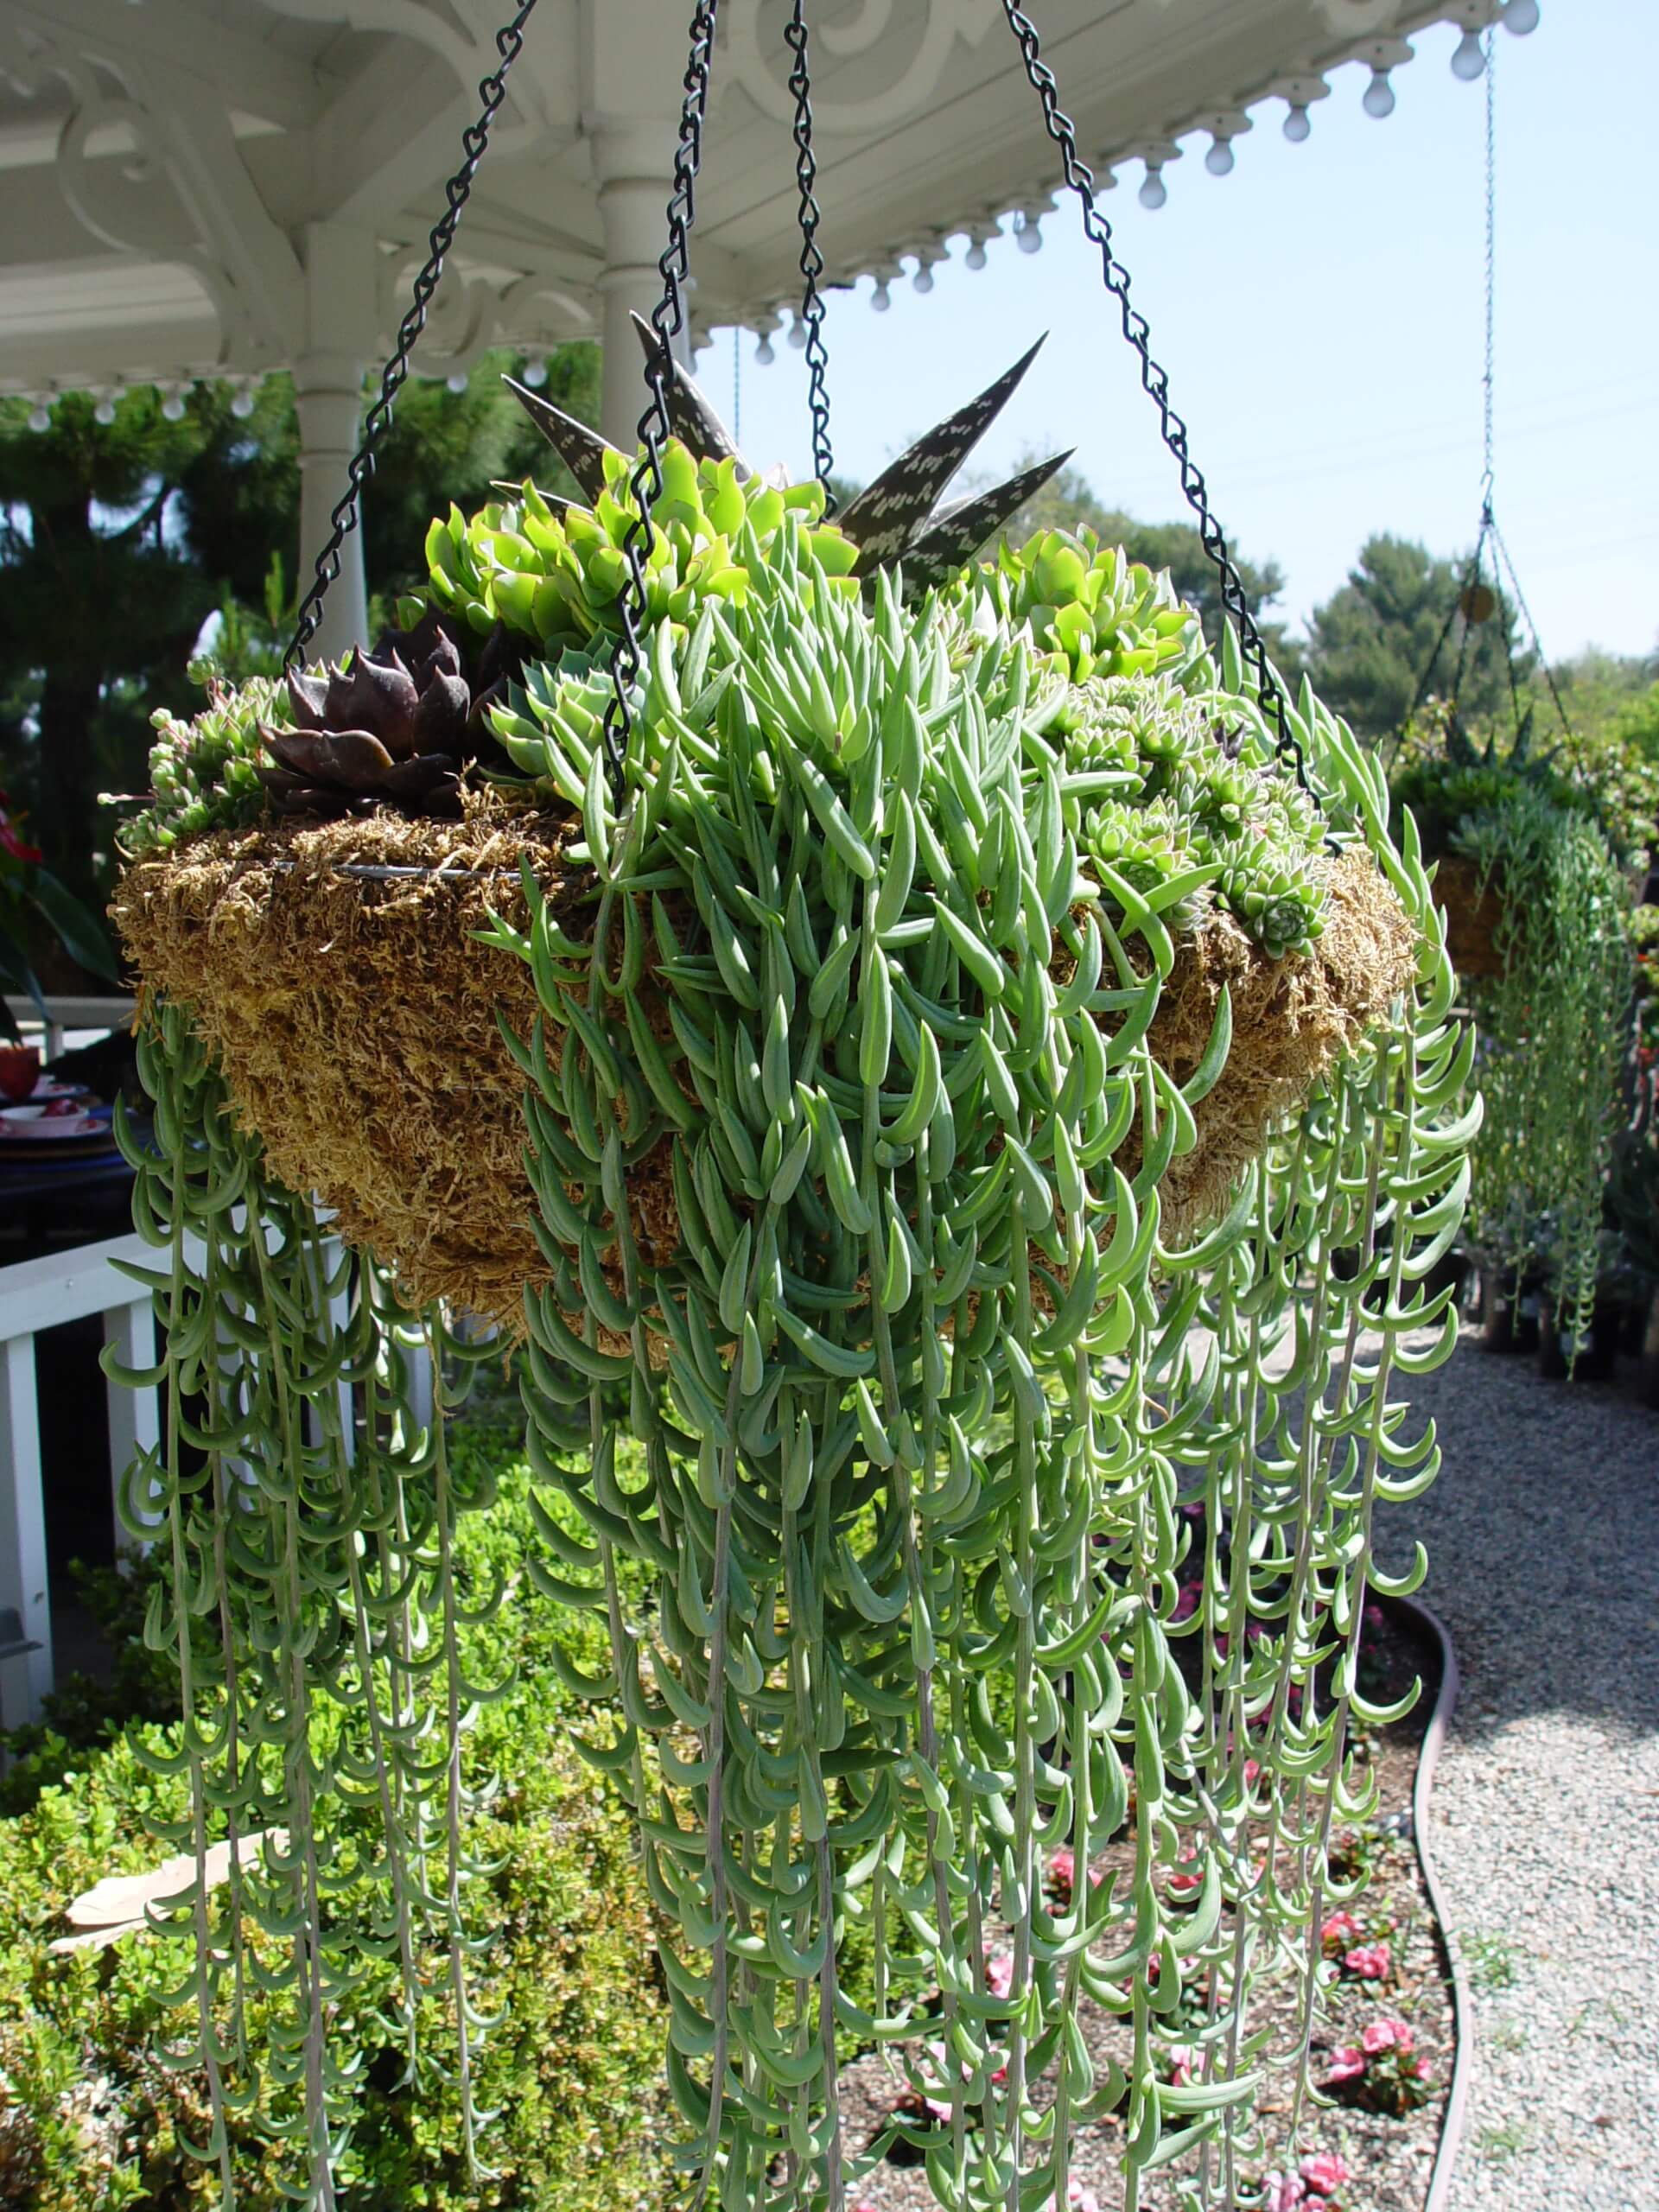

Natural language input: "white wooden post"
[404,1333,435,1437]
[0,1332,52,1723]
[327,1241,356,1466]
[0,1230,200,1707]
[105,1297,163,1554]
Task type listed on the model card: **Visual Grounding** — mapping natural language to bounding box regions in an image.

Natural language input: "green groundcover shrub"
[0,1426,669,2212]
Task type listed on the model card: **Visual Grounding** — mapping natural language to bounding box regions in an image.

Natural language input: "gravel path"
[1374,1323,1659,2211]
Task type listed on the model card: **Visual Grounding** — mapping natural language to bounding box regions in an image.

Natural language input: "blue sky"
[693,1,1656,664]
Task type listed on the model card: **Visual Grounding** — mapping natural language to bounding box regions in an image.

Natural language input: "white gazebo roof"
[1,0,1529,652]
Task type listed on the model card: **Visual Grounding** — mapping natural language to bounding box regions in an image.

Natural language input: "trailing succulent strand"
[474,491,1472,2211]
[111,1005,509,2210]
[114,433,1476,2212]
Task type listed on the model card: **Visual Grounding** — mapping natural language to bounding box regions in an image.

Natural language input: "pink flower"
[1415,2056,1433,2080]
[1243,1758,1262,1784]
[1364,1601,1386,1635]
[1055,2185,1101,2212]
[1300,2150,1351,2195]
[919,2040,955,2120]
[985,1948,1014,1999]
[1343,1941,1392,1981]
[1362,2017,1412,2056]
[1263,2177,1307,2211]
[1047,1846,1101,1901]
[1168,1843,1202,1896]
[1320,1911,1362,1951]
[1322,2044,1367,2085]
[1166,2043,1198,2087]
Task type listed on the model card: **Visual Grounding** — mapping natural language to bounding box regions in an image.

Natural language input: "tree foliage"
[0,346,598,922]
[1301,532,1532,746]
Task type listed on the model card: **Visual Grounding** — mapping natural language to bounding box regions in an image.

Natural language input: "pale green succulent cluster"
[124,677,282,855]
[975,525,1204,685]
[418,442,857,652]
[1060,675,1329,959]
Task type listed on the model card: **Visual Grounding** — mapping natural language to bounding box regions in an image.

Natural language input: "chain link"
[1492,518,1573,742]
[785,1,836,507]
[1480,26,1497,521]
[599,3,721,807]
[997,2,1308,797]
[284,0,540,672]
[1401,21,1572,756]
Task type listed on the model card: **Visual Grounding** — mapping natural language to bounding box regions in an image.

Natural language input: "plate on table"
[0,1103,110,1141]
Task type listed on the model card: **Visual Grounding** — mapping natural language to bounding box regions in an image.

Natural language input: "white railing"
[0,1230,168,1728]
[0,1225,438,1732]
[3,994,136,1060]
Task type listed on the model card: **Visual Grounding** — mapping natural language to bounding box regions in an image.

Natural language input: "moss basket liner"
[1431,853,1505,982]
[113,803,1416,1325]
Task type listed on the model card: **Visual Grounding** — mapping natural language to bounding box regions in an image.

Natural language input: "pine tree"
[1302,533,1531,746]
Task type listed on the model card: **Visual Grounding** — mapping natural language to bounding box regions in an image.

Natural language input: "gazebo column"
[293,224,378,663]
[583,9,698,448]
[594,160,683,448]
[293,360,370,660]
[593,136,698,447]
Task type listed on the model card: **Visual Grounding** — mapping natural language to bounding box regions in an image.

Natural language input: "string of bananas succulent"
[111,1001,507,2209]
[115,438,1475,2211]
[474,484,1470,2209]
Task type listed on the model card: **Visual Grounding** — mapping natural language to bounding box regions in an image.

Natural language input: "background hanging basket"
[114,798,1414,1315]
[1433,851,1506,980]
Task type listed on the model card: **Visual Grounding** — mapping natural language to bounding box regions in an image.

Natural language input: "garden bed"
[831,1599,1457,2212]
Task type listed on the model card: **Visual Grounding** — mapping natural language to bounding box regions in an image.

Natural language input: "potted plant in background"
[1389,701,1652,1370]
[0,785,123,1091]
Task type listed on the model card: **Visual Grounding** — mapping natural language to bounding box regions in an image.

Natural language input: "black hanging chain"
[284,0,540,671]
[1394,523,1490,766]
[998,3,1310,799]
[1479,24,1497,529]
[785,0,836,508]
[1492,518,1573,744]
[1476,33,1567,747]
[1445,524,1491,727]
[1397,23,1571,761]
[598,0,721,810]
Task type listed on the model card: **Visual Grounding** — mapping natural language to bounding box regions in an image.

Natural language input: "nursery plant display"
[104,10,1477,2212]
[1389,709,1641,1355]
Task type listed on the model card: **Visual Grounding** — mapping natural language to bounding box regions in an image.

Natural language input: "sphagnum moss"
[112,453,1473,2212]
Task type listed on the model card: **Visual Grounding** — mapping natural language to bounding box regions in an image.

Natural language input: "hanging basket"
[114,779,1413,1324]
[1433,851,1506,980]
